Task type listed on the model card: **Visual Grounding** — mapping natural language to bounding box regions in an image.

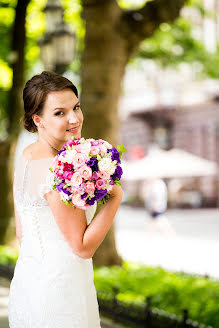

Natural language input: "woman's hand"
[109,184,123,200]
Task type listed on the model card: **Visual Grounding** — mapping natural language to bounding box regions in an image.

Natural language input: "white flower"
[61,149,77,164]
[98,157,117,175]
[80,142,91,157]
[60,191,71,202]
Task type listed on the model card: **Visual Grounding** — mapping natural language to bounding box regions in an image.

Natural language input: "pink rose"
[63,171,73,180]
[90,146,99,156]
[78,165,92,180]
[72,153,86,168]
[95,179,107,190]
[71,194,86,208]
[92,171,99,180]
[98,171,110,180]
[85,181,95,195]
[71,172,83,187]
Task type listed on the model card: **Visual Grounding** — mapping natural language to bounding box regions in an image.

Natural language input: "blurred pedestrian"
[144,177,176,238]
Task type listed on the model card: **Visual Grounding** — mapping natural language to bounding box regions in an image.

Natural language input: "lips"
[67,126,80,132]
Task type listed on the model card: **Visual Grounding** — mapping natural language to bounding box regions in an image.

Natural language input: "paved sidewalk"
[115,206,219,279]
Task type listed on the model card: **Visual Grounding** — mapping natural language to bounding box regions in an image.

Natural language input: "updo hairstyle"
[22,71,78,133]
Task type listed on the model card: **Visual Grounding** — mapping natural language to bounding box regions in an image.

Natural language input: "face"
[33,88,83,149]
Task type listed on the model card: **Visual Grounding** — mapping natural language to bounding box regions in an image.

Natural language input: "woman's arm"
[45,185,123,259]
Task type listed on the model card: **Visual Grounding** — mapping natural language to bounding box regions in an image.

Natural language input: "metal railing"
[97,286,212,328]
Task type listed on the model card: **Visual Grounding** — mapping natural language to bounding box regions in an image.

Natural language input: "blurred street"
[115,205,219,279]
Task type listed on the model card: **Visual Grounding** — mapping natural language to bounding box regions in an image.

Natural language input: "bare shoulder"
[22,142,38,160]
[22,142,54,160]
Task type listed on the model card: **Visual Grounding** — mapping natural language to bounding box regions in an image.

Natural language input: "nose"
[68,110,79,124]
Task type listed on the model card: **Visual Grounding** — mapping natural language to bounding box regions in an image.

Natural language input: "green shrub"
[0,245,18,266]
[94,261,219,328]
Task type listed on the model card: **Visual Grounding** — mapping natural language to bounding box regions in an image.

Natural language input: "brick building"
[119,98,219,207]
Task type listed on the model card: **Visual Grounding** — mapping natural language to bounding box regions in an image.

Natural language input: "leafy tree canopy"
[136,0,219,78]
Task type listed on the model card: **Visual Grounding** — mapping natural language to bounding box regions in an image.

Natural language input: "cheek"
[51,118,66,131]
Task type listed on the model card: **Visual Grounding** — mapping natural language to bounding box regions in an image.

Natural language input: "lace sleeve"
[38,168,55,200]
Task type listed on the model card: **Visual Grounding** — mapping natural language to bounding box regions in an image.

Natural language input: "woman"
[8,71,123,327]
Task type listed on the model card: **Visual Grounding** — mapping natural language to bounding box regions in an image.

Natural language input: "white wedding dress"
[8,153,101,327]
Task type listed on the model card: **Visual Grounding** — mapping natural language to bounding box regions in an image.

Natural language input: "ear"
[32,114,43,128]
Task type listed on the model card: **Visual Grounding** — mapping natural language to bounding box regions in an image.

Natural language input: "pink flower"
[71,172,83,187]
[72,153,86,168]
[92,171,99,180]
[95,179,107,190]
[66,140,75,147]
[91,140,100,146]
[85,181,95,194]
[71,194,86,208]
[99,144,108,154]
[74,144,83,153]
[63,171,73,180]
[56,169,64,177]
[98,171,110,180]
[78,165,92,179]
[90,146,99,156]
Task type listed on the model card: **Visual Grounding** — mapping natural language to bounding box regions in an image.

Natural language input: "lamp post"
[39,0,75,75]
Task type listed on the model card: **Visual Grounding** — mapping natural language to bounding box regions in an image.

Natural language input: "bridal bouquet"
[49,137,126,209]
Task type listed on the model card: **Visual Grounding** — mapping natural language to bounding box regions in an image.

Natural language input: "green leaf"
[116,144,127,157]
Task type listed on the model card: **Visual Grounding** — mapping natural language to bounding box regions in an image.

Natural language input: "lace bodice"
[13,153,97,225]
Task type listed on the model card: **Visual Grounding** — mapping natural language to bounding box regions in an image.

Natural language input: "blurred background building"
[118,0,219,208]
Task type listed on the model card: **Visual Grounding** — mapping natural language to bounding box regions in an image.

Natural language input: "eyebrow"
[53,101,80,111]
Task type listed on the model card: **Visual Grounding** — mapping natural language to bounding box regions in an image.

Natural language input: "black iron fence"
[97,286,212,328]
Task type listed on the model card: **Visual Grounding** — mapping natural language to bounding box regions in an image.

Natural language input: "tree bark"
[80,0,185,266]
[0,0,30,244]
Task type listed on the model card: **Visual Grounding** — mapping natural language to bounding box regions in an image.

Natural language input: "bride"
[8,71,123,327]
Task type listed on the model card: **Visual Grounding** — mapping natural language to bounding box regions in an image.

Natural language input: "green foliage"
[0,245,18,265]
[94,261,219,328]
[137,10,219,79]
[117,0,148,10]
[116,144,127,157]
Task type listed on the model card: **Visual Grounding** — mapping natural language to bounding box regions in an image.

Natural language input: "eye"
[74,105,80,110]
[55,111,64,116]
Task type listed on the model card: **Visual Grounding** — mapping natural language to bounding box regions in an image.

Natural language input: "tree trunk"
[0,0,30,244]
[81,1,128,266]
[80,0,185,266]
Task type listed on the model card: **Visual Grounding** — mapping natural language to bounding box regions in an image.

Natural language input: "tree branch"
[118,0,186,50]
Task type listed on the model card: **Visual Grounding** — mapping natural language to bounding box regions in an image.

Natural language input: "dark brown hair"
[22,71,78,133]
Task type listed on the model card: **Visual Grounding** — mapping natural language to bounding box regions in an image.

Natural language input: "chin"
[65,132,81,140]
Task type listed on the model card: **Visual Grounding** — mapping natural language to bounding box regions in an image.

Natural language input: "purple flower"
[107,147,121,164]
[111,165,123,180]
[86,197,96,205]
[81,192,88,199]
[58,149,65,156]
[86,157,98,172]
[55,184,71,195]
[94,189,108,201]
